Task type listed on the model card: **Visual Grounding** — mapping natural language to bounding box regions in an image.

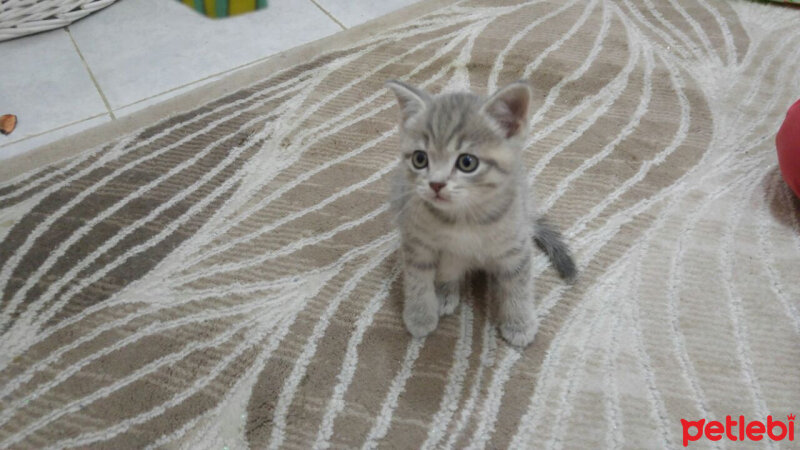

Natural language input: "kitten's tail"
[533,217,577,282]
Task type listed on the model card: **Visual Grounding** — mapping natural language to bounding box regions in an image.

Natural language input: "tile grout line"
[3,4,352,153]
[112,57,272,114]
[111,1,353,115]
[66,27,116,120]
[113,13,342,115]
[308,0,347,30]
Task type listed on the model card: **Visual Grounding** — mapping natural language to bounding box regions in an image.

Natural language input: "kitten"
[386,79,576,347]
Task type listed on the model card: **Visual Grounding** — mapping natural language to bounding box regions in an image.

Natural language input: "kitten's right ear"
[385,80,430,124]
[482,81,532,139]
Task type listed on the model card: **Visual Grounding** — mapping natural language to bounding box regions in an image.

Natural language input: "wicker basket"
[0,0,117,42]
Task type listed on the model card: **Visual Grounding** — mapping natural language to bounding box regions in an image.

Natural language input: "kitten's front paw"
[500,317,539,347]
[403,307,438,337]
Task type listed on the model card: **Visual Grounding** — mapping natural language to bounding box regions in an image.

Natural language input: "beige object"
[0,0,117,42]
[0,114,16,135]
[0,0,798,448]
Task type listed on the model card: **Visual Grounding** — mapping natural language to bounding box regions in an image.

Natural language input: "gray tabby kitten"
[386,79,576,347]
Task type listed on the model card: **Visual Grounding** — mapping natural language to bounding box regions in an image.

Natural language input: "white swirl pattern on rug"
[0,0,799,448]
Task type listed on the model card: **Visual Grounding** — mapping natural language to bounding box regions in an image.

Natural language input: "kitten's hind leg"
[435,252,467,316]
[435,281,460,316]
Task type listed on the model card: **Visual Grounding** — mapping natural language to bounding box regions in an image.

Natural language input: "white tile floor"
[0,0,420,160]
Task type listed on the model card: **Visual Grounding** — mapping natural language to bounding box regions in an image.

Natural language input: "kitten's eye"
[456,153,479,173]
[411,150,428,169]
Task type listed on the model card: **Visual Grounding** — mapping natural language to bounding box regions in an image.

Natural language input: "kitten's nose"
[429,182,446,193]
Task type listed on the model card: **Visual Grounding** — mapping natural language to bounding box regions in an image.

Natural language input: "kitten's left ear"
[386,80,430,125]
[482,81,532,139]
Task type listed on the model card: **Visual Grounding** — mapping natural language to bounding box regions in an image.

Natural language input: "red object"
[776,98,800,198]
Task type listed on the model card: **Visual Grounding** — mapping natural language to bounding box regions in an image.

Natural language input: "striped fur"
[388,80,574,346]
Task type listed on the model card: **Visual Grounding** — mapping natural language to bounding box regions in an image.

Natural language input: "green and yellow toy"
[180,0,268,18]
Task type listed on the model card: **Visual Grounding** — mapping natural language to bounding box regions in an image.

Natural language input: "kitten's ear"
[385,80,430,124]
[482,81,532,139]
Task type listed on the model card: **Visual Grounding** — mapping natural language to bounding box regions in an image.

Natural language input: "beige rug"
[1,0,799,448]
